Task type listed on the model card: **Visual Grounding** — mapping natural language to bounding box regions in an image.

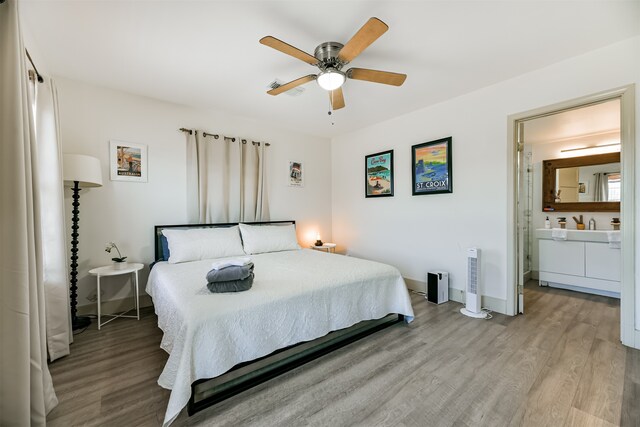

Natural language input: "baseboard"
[545,282,620,299]
[77,294,154,316]
[403,277,507,315]
[404,277,426,293]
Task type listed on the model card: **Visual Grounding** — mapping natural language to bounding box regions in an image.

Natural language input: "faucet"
[589,218,596,230]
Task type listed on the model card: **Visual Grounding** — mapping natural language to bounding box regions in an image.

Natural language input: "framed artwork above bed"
[412,137,452,195]
[365,150,394,198]
[110,140,148,182]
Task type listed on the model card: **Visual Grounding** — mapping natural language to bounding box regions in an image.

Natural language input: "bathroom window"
[608,173,621,202]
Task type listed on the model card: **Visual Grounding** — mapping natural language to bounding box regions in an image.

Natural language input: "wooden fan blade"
[260,36,318,65]
[347,68,407,86]
[337,17,388,63]
[267,75,317,96]
[329,87,345,110]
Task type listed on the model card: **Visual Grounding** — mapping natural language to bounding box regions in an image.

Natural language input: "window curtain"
[594,172,608,202]
[186,131,269,223]
[36,77,72,360]
[0,0,59,423]
[240,140,268,222]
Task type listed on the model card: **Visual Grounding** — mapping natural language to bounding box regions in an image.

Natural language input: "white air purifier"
[461,248,487,319]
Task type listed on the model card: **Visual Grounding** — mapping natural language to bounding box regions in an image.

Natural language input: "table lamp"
[63,154,103,330]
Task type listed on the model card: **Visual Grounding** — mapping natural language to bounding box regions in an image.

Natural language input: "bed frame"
[153,220,405,416]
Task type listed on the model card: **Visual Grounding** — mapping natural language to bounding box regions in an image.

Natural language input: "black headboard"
[154,220,296,261]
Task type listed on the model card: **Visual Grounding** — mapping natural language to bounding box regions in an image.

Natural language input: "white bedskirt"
[146,249,414,425]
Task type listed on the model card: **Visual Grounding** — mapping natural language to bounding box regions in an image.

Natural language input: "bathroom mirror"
[542,152,620,212]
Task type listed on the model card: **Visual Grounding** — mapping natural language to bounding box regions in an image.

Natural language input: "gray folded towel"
[206,263,254,283]
[207,274,254,293]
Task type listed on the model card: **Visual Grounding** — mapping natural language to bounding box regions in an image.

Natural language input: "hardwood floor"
[47,283,640,426]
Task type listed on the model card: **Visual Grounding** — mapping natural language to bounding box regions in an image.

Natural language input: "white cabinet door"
[539,240,585,276]
[585,242,621,282]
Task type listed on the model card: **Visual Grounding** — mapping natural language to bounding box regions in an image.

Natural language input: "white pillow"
[239,223,300,255]
[162,226,245,264]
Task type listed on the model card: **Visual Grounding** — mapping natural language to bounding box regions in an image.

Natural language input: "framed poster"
[110,140,148,182]
[365,149,394,198]
[412,137,452,195]
[578,182,588,194]
[288,161,303,187]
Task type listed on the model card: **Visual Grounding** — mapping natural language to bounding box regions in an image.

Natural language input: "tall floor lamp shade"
[63,154,103,330]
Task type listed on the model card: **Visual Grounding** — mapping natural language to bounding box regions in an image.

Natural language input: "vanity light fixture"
[560,142,620,153]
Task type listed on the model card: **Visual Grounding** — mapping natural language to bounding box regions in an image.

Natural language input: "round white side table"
[88,263,144,330]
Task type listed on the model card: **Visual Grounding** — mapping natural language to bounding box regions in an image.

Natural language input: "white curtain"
[186,131,268,223]
[186,131,199,222]
[240,140,268,222]
[0,0,59,423]
[594,172,608,202]
[36,77,72,360]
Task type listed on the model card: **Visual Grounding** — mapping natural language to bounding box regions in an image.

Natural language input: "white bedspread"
[146,249,415,426]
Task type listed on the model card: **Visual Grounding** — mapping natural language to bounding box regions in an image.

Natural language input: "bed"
[147,221,415,426]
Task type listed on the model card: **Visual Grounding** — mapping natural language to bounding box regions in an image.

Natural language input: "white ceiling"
[20,1,640,138]
[524,99,621,145]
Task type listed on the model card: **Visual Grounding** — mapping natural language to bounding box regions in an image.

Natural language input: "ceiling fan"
[260,17,407,110]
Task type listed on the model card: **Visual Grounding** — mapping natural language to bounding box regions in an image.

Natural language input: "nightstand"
[310,243,337,253]
[88,263,144,330]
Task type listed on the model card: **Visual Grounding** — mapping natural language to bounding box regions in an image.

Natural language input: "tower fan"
[460,248,488,318]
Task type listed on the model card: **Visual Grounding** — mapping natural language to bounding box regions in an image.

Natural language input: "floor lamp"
[63,154,103,330]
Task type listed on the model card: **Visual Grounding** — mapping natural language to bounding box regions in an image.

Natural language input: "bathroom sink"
[535,228,619,242]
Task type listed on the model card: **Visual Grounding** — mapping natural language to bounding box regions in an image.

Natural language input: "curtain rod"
[178,128,271,146]
[25,49,44,83]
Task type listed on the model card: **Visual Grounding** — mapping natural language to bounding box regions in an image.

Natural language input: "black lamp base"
[72,315,92,331]
[314,240,324,247]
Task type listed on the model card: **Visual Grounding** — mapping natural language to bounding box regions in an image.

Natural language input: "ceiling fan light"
[317,69,346,91]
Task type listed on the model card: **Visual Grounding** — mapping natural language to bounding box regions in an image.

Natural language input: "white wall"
[56,77,332,307]
[331,36,639,313]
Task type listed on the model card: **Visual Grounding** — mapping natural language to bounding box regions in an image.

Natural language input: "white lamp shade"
[63,154,103,187]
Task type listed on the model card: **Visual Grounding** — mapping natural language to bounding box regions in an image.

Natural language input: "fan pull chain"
[328,92,335,126]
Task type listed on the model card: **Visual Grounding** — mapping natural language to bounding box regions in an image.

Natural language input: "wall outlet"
[86,289,105,303]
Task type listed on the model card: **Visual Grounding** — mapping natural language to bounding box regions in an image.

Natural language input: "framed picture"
[365,150,394,198]
[412,137,452,195]
[288,161,303,187]
[578,182,588,194]
[110,140,148,182]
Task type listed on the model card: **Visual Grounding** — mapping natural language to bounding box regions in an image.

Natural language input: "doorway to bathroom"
[507,86,636,347]
[521,99,621,296]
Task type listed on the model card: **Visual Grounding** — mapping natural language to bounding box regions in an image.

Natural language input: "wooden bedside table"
[310,243,337,253]
[88,263,144,330]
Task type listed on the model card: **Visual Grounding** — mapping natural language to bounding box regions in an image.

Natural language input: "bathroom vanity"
[536,229,620,298]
